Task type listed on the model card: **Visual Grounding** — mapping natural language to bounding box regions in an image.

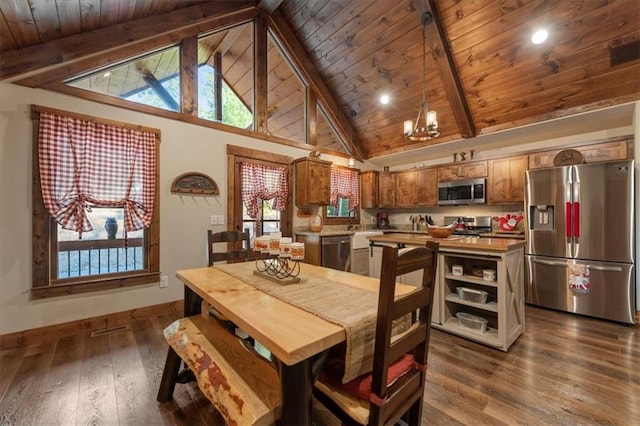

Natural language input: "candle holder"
[255,255,301,279]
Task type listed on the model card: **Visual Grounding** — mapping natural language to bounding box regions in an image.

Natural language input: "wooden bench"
[163,311,280,426]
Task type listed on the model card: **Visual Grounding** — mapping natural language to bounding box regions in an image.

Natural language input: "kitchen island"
[368,233,526,351]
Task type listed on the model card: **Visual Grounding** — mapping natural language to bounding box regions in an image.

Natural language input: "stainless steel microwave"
[437,178,486,205]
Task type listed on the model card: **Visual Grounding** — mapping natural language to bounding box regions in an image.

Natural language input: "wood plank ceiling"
[1,0,638,160]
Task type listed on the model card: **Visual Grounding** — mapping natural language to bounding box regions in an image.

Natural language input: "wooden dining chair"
[313,241,439,426]
[208,229,252,265]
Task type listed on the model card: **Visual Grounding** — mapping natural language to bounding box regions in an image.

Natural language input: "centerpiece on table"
[253,232,305,284]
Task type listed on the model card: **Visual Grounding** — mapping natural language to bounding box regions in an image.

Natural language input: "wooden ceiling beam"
[424,0,476,139]
[257,0,284,15]
[265,10,366,161]
[1,2,258,81]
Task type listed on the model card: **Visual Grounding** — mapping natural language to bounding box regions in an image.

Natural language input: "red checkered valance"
[240,162,288,219]
[38,111,157,237]
[330,167,359,208]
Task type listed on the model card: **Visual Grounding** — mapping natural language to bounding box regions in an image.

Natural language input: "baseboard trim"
[0,300,184,350]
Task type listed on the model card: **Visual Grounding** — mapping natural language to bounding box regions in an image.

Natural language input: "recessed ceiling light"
[380,94,390,105]
[531,29,549,45]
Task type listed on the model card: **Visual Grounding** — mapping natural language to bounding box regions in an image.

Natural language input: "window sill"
[32,272,161,299]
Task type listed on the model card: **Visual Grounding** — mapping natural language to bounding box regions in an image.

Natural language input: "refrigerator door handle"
[565,202,572,237]
[573,201,580,238]
[533,258,623,272]
[586,264,623,272]
[533,259,568,267]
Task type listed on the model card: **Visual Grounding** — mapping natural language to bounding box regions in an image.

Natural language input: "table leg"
[184,285,202,316]
[279,359,313,426]
[156,346,182,402]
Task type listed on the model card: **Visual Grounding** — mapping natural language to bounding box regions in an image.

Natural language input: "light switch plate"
[159,276,168,288]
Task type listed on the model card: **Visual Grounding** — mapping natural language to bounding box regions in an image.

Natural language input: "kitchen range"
[443,216,492,236]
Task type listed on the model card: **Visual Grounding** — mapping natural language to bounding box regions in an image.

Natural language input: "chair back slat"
[392,287,431,318]
[207,230,251,266]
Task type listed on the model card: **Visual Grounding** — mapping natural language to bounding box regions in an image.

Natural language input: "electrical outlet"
[159,276,168,288]
[211,214,225,225]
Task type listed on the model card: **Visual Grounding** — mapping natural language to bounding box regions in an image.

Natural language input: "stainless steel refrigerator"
[525,159,635,324]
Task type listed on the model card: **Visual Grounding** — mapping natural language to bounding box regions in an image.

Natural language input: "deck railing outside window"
[57,238,144,279]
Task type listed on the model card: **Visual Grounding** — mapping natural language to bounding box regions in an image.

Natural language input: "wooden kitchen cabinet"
[294,157,331,207]
[378,172,395,207]
[395,168,438,207]
[360,170,378,208]
[488,155,527,203]
[416,168,438,206]
[394,170,417,207]
[438,160,488,182]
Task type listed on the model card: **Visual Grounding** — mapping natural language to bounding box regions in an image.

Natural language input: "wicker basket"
[308,214,323,232]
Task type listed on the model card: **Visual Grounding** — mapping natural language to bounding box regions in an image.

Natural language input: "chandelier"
[403,11,440,142]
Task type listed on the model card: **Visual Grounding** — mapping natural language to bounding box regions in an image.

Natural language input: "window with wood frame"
[227,145,293,243]
[67,46,182,112]
[31,105,160,299]
[197,22,254,129]
[324,165,360,225]
[29,15,356,160]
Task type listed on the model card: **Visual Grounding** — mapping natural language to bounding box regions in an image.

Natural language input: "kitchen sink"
[352,231,384,249]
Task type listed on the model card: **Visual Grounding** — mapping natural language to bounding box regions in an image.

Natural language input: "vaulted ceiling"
[1,0,639,161]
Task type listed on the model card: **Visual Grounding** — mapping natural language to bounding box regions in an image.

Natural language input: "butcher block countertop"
[368,233,526,252]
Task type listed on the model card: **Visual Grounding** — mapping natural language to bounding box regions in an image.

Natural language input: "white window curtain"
[240,162,288,219]
[330,167,359,209]
[38,111,157,237]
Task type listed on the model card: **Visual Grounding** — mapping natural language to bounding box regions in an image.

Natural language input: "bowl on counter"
[426,225,453,239]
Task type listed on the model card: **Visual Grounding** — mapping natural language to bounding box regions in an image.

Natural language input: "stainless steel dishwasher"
[321,235,351,271]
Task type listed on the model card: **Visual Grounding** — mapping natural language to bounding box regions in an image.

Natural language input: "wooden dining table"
[156,261,415,425]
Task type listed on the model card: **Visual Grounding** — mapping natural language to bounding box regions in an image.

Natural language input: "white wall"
[0,83,347,334]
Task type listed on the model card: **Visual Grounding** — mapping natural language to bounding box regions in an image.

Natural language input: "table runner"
[215,262,406,383]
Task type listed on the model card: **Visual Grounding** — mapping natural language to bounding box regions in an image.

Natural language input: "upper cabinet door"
[395,171,417,207]
[488,155,527,203]
[378,172,395,207]
[416,168,438,206]
[360,171,378,208]
[438,161,487,182]
[294,157,331,206]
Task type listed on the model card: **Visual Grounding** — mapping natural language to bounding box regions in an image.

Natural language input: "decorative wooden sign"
[553,149,586,166]
[171,172,219,195]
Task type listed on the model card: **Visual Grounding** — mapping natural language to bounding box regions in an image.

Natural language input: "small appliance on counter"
[443,216,492,236]
[376,212,391,229]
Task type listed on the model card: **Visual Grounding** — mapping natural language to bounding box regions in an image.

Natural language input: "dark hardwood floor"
[1,306,638,425]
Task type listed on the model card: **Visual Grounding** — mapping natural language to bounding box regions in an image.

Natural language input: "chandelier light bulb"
[403,120,413,135]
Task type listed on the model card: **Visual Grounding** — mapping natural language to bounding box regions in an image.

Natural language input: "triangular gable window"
[198,22,254,129]
[267,31,305,144]
[317,103,349,155]
[67,46,181,112]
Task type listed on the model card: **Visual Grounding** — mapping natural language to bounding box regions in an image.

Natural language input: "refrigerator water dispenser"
[530,205,554,230]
